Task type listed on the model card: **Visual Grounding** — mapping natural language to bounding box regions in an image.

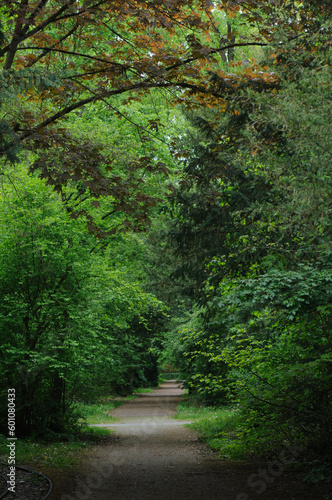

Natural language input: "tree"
[0,165,165,435]
[2,1,328,233]
[166,4,331,296]
[1,0,329,159]
[0,0,281,226]
[157,0,332,458]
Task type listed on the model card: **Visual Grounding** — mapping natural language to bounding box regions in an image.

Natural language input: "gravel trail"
[49,381,330,500]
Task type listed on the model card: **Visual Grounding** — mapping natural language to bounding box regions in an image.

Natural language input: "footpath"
[50,381,329,500]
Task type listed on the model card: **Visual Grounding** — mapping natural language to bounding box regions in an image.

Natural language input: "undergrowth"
[75,398,125,425]
[0,427,111,469]
[174,397,244,458]
[133,387,155,394]
[175,398,306,460]
[175,397,332,484]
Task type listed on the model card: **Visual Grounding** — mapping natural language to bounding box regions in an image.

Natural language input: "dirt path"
[49,381,330,500]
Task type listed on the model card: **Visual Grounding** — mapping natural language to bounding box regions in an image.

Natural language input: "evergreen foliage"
[159,2,332,464]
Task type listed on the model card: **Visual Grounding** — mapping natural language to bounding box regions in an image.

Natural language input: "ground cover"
[174,398,241,457]
[175,397,332,489]
[0,428,111,470]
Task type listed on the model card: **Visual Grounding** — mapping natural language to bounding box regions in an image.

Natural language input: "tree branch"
[3,0,29,69]
[0,79,220,158]
[0,0,76,61]
[26,23,80,67]
[165,42,268,72]
[20,46,136,71]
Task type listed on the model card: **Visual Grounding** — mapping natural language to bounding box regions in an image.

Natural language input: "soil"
[9,381,330,499]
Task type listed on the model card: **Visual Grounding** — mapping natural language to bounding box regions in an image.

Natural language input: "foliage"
[183,262,332,450]
[0,2,331,474]
[2,0,321,231]
[168,46,331,296]
[165,321,230,405]
[0,166,165,436]
[159,0,332,465]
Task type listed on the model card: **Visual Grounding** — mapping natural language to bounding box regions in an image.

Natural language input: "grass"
[75,397,126,425]
[0,427,111,469]
[0,395,123,469]
[174,397,244,459]
[174,398,219,420]
[133,387,156,394]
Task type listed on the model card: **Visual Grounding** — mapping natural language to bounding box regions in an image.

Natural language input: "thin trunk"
[3,0,29,69]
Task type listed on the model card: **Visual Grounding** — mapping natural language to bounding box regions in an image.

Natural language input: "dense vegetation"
[1,0,331,475]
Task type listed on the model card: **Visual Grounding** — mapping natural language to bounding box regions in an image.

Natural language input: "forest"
[0,0,331,479]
